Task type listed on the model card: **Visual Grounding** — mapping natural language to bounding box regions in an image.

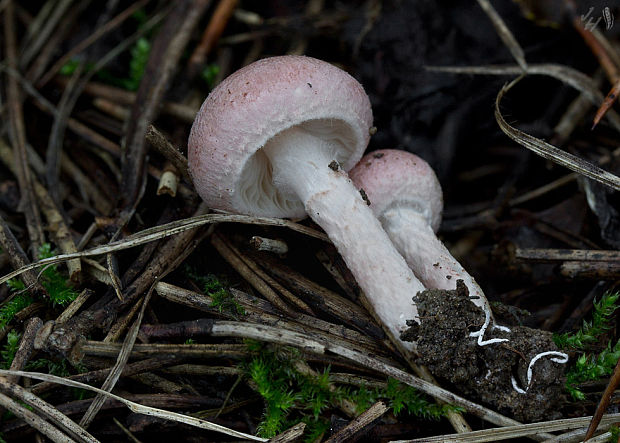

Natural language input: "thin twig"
[57,79,199,123]
[79,292,152,428]
[19,0,74,68]
[570,15,620,128]
[46,60,84,207]
[399,413,620,442]
[324,401,387,443]
[30,356,183,397]
[4,1,46,251]
[154,282,389,357]
[476,0,527,71]
[0,138,82,281]
[515,248,620,263]
[593,80,620,128]
[0,390,78,443]
[7,317,43,383]
[56,289,94,324]
[145,125,192,185]
[211,233,302,317]
[269,423,306,443]
[25,1,91,83]
[113,417,142,443]
[187,0,239,79]
[0,214,47,295]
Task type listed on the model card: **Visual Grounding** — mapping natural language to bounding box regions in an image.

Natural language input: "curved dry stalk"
[0,370,268,442]
[0,213,328,286]
[0,380,98,443]
[426,63,620,131]
[396,412,620,442]
[495,75,620,191]
[426,63,620,190]
[0,390,78,443]
[79,292,150,429]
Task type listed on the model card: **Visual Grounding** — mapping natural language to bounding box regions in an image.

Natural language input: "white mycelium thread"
[511,351,570,394]
[469,307,511,346]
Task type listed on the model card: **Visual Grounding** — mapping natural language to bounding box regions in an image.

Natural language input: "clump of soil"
[401,281,566,422]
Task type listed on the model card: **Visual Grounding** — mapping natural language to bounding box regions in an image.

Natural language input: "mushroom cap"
[349,149,443,232]
[188,55,373,218]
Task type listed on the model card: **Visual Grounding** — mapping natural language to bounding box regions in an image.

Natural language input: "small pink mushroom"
[350,149,509,344]
[188,56,425,351]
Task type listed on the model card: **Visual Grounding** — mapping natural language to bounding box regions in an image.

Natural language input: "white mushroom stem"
[379,204,510,344]
[263,128,426,349]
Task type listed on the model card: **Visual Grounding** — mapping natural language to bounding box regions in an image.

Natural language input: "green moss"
[609,425,620,442]
[2,243,78,329]
[565,339,620,400]
[60,36,150,91]
[1,331,21,369]
[125,37,150,91]
[37,244,79,307]
[0,295,33,330]
[243,342,459,440]
[59,59,82,76]
[5,279,25,292]
[201,63,220,89]
[184,267,245,317]
[26,357,71,376]
[554,292,619,350]
[554,291,620,400]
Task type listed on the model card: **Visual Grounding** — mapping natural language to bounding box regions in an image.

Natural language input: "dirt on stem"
[401,280,566,422]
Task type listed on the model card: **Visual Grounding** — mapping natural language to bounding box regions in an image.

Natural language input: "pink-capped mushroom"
[350,149,509,344]
[188,56,426,351]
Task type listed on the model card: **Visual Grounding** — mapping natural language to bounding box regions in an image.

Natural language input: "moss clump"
[185,267,245,317]
[2,244,78,329]
[554,292,620,400]
[243,341,459,440]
